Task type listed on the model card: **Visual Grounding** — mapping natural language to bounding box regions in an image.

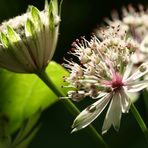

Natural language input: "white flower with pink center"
[63,25,148,134]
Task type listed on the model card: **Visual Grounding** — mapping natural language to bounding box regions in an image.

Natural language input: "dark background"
[0,0,148,148]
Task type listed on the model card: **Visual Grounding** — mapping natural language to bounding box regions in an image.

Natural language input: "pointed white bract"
[64,25,148,134]
[0,0,60,73]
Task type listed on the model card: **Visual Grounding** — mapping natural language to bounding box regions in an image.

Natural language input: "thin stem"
[143,90,148,118]
[131,103,148,143]
[36,70,108,148]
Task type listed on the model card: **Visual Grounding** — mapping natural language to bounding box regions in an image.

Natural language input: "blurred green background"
[0,0,148,148]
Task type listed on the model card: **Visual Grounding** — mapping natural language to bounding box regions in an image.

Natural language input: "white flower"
[96,4,148,65]
[0,0,60,73]
[63,25,148,134]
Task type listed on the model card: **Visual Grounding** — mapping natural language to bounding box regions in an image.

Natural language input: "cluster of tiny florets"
[96,5,148,65]
[63,25,139,101]
[63,4,148,134]
[99,5,148,40]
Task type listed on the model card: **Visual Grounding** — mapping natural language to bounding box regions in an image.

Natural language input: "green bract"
[0,0,60,73]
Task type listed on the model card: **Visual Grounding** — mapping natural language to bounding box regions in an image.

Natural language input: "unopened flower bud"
[0,0,60,73]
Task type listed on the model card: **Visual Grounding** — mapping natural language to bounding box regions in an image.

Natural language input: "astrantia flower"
[0,0,60,73]
[63,25,148,134]
[96,4,148,64]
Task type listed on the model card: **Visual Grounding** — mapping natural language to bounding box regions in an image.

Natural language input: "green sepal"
[44,0,49,11]
[25,18,35,37]
[49,1,55,30]
[31,6,41,28]
[59,0,63,16]
[49,12,55,30]
[7,25,20,43]
[26,5,32,13]
[52,0,58,15]
[0,32,9,48]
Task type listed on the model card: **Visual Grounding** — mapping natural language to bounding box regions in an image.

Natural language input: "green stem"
[131,103,148,143]
[36,70,108,148]
[143,90,148,118]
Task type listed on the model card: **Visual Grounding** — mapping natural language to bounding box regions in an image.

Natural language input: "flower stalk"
[36,70,109,148]
[130,103,148,143]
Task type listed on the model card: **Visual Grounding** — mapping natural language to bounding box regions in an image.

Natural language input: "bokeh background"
[0,0,148,148]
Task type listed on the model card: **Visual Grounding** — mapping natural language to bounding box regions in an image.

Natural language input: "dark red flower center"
[102,73,124,90]
[111,73,123,89]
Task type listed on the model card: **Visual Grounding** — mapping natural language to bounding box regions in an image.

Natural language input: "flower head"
[96,4,148,64]
[0,0,60,73]
[63,25,148,134]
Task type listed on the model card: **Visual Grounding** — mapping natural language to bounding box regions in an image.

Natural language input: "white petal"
[120,88,131,113]
[126,80,148,92]
[126,92,139,103]
[126,62,148,82]
[95,92,108,99]
[71,94,111,133]
[123,63,133,81]
[102,92,122,134]
[144,75,148,91]
[126,79,148,86]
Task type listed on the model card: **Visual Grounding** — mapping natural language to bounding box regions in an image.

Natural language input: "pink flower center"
[102,73,124,90]
[111,74,123,89]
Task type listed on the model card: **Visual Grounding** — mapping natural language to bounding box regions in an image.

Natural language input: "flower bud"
[0,0,60,73]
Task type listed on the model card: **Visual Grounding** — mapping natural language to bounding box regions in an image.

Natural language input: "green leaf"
[14,126,39,148]
[12,110,41,148]
[0,61,69,134]
[0,113,11,148]
[12,110,41,145]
